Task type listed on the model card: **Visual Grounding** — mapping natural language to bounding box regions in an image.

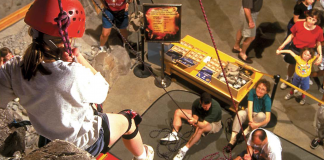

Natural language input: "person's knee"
[101,29,111,38]
[255,112,266,121]
[118,109,142,140]
[123,119,139,139]
[246,36,255,42]
[101,32,110,38]
[124,119,136,135]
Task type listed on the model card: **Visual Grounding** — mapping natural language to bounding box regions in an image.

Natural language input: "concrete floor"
[1,0,324,159]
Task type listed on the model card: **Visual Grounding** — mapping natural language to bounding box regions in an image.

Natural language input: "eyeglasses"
[256,86,267,92]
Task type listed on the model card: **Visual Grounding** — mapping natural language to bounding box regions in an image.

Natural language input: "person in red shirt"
[0,47,14,66]
[278,9,323,90]
[99,0,132,52]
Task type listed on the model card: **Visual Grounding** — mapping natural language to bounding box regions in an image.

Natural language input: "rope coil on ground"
[149,119,194,159]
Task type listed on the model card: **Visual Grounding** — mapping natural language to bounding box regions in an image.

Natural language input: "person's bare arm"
[276,49,297,57]
[278,34,294,50]
[248,101,254,122]
[0,57,4,66]
[243,8,254,29]
[293,15,305,23]
[315,41,323,65]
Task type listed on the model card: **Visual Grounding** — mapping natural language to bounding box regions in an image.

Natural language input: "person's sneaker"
[173,149,186,160]
[319,84,324,94]
[310,138,321,149]
[160,133,179,145]
[300,98,306,105]
[310,80,313,85]
[285,93,293,100]
[132,144,154,160]
[98,46,107,53]
[225,143,235,153]
[280,82,287,89]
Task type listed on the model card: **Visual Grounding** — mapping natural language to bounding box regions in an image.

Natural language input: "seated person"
[0,47,14,66]
[225,79,272,152]
[160,92,222,160]
[234,128,282,160]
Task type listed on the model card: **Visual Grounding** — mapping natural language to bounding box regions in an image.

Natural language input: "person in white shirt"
[234,128,282,160]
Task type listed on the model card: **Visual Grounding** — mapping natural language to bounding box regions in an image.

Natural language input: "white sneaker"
[13,98,19,102]
[309,80,313,85]
[285,93,293,100]
[300,98,306,105]
[319,84,324,93]
[173,149,186,160]
[280,82,288,90]
[160,133,179,145]
[132,144,154,160]
[99,46,107,52]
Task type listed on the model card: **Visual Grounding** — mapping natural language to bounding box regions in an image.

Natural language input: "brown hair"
[300,47,315,59]
[20,28,63,81]
[0,47,12,57]
[255,79,271,93]
[305,9,321,25]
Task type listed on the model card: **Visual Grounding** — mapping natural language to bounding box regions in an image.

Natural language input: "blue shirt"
[247,89,271,113]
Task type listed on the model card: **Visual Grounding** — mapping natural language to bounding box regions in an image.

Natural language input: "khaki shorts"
[208,120,222,134]
[239,7,259,37]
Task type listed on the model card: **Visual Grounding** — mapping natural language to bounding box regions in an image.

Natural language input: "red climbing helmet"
[24,0,85,38]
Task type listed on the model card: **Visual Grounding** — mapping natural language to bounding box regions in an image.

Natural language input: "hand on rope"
[61,48,80,62]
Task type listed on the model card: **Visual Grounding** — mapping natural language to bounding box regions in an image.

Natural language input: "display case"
[164,35,263,109]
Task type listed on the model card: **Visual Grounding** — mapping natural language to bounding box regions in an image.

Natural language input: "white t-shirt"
[0,56,109,149]
[247,128,282,160]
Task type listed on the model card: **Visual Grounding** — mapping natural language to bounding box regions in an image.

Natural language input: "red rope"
[198,0,252,159]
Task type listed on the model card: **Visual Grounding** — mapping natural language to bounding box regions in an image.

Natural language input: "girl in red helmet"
[0,0,153,159]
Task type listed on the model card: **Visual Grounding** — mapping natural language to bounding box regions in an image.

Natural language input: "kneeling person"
[160,92,222,160]
[234,128,282,160]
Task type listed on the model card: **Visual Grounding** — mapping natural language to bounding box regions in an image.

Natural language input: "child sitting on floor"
[277,47,319,105]
[0,47,14,66]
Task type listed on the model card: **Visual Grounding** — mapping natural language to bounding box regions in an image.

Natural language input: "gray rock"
[24,139,95,160]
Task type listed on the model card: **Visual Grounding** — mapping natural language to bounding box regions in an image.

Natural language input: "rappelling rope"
[198,0,252,159]
[55,0,73,57]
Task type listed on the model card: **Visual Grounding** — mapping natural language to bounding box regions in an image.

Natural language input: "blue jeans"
[292,73,310,91]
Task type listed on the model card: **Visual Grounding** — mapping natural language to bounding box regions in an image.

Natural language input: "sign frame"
[143,3,182,43]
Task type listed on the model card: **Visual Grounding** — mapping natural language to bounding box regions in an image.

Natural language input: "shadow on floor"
[247,22,285,59]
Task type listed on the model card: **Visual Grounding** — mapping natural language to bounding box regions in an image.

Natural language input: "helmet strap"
[31,28,62,60]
